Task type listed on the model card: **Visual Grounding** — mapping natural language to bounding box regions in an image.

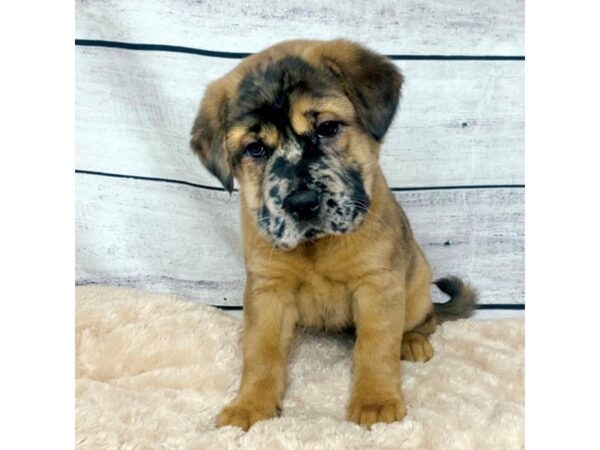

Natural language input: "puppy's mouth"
[256,192,369,250]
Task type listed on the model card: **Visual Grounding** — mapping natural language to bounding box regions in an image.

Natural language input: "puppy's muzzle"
[283,189,320,221]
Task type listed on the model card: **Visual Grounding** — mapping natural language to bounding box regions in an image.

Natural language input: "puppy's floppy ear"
[190,79,234,192]
[318,39,403,141]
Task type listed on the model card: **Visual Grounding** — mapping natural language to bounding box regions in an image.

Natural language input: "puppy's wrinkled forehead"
[228,56,351,139]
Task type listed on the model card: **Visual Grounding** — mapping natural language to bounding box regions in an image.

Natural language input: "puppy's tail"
[433,276,478,322]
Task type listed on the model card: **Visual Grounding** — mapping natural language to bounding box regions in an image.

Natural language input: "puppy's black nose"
[283,189,320,220]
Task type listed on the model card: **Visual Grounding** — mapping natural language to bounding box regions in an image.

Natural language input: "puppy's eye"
[317,121,341,138]
[244,142,267,159]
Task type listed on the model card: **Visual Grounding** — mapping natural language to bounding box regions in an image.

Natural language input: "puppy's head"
[191,40,403,249]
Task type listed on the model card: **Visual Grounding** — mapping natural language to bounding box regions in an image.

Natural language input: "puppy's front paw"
[348,397,407,428]
[217,403,277,431]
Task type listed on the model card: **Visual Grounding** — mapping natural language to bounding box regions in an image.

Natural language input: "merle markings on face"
[258,147,370,250]
[231,57,371,250]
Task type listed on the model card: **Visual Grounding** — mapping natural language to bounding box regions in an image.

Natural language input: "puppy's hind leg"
[402,259,438,363]
[401,276,478,362]
[401,313,436,362]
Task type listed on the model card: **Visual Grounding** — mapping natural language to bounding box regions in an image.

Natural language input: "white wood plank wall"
[75,0,525,318]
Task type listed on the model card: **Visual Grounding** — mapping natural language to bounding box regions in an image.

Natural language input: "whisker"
[269,240,277,262]
[348,200,391,229]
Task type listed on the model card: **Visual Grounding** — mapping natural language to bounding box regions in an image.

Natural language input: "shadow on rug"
[75,286,524,450]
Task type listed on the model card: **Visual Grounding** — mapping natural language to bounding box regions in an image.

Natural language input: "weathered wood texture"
[76,47,524,188]
[76,174,524,305]
[76,0,524,55]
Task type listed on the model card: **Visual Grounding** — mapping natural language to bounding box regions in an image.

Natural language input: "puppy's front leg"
[348,280,407,428]
[217,283,297,430]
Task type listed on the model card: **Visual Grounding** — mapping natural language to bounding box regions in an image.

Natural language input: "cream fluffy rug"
[75,286,524,450]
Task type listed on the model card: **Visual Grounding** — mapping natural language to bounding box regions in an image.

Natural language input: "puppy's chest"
[295,273,353,330]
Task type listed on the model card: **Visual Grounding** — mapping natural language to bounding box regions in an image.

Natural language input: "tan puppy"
[190,39,477,430]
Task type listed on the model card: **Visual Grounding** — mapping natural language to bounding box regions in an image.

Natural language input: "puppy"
[190,39,477,430]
